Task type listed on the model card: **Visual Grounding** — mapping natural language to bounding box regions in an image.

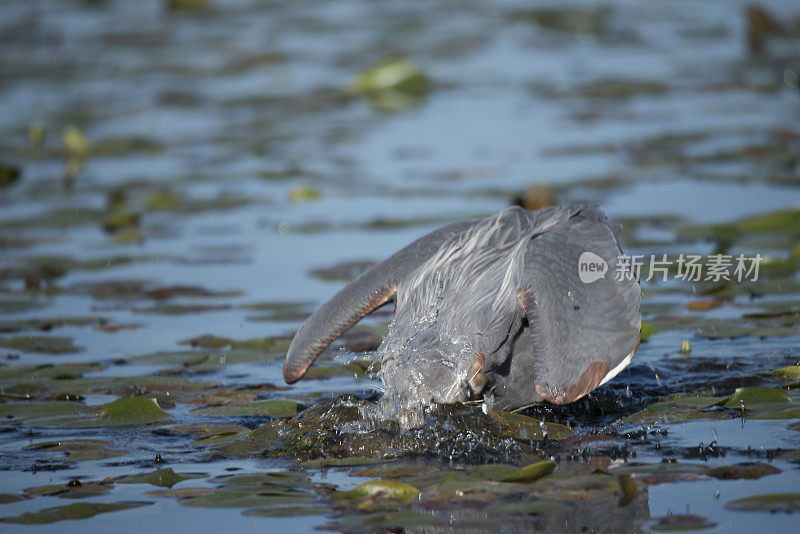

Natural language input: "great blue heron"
[283,202,641,412]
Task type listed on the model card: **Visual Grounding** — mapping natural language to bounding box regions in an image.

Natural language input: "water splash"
[369,308,478,429]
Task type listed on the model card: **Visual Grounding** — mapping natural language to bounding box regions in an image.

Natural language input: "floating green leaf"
[640,321,655,342]
[192,399,298,418]
[620,394,727,425]
[181,490,314,509]
[99,397,171,425]
[705,463,780,480]
[617,474,637,506]
[350,57,431,111]
[243,505,331,517]
[117,468,200,488]
[0,335,81,354]
[2,501,151,524]
[722,386,791,407]
[489,409,573,440]
[342,480,421,500]
[144,487,214,498]
[725,493,800,513]
[650,514,716,531]
[23,439,128,462]
[772,366,800,381]
[501,460,556,483]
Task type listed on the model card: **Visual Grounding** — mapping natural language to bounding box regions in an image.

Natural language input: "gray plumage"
[283,202,641,412]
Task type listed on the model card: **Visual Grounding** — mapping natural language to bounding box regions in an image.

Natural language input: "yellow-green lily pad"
[341,479,421,500]
[772,366,800,381]
[501,460,556,483]
[722,387,791,407]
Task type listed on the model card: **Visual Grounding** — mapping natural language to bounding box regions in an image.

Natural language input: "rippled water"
[1,0,799,532]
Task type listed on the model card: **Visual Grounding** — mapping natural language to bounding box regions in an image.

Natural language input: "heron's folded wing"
[516,202,640,404]
[283,220,476,383]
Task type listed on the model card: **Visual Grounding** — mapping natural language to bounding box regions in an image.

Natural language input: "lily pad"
[169,423,249,438]
[705,463,780,480]
[484,499,572,514]
[489,409,573,440]
[640,321,655,342]
[192,399,298,418]
[0,362,105,381]
[243,505,331,517]
[617,474,637,506]
[0,316,107,333]
[350,57,431,111]
[24,479,115,499]
[341,479,421,500]
[181,490,315,509]
[620,394,727,425]
[725,493,800,513]
[117,468,200,488]
[722,387,791,407]
[144,487,214,498]
[501,460,556,483]
[467,464,520,481]
[0,335,82,354]
[772,366,800,381]
[98,397,172,425]
[650,514,716,531]
[23,439,128,462]
[1,501,151,524]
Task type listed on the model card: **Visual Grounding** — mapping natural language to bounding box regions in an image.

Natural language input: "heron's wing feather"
[516,202,640,404]
[283,220,476,383]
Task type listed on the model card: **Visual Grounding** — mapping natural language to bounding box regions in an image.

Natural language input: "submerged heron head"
[282,203,641,419]
[375,320,487,410]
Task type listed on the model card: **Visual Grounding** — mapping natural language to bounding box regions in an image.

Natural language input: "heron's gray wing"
[516,202,640,405]
[283,220,477,383]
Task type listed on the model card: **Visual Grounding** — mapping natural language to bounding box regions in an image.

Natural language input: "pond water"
[1,0,799,532]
